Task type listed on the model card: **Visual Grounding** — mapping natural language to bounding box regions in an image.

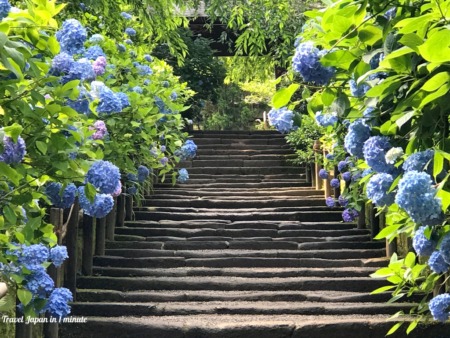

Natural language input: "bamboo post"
[313,140,322,190]
[105,197,117,241]
[82,215,95,276]
[95,217,106,256]
[116,194,125,227]
[44,208,63,338]
[64,200,79,300]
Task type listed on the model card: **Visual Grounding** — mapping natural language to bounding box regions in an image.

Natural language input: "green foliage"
[286,115,323,164]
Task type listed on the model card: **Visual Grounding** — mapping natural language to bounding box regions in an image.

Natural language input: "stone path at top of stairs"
[61,130,448,338]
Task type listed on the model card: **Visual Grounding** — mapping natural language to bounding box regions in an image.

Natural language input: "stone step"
[102,248,385,260]
[122,220,354,231]
[185,166,302,175]
[77,275,387,292]
[180,159,291,167]
[192,138,288,145]
[115,227,366,238]
[186,173,305,180]
[186,154,296,161]
[70,301,414,317]
[193,142,291,149]
[143,198,326,208]
[191,131,287,138]
[92,256,385,269]
[149,188,322,198]
[59,314,450,338]
[135,206,340,214]
[76,289,392,303]
[132,211,344,222]
[90,266,378,279]
[173,178,306,184]
[158,181,310,189]
[197,148,294,155]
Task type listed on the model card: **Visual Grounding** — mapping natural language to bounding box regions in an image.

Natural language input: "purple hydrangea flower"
[78,186,114,218]
[342,208,359,222]
[177,168,189,183]
[51,52,74,74]
[292,41,335,85]
[429,294,450,322]
[85,160,120,194]
[366,173,395,207]
[325,196,335,207]
[344,119,371,158]
[160,157,168,166]
[330,178,340,188]
[125,27,136,36]
[56,19,87,55]
[363,136,395,173]
[112,181,122,197]
[137,165,150,182]
[338,195,349,207]
[144,54,153,62]
[268,107,298,133]
[90,120,107,140]
[160,145,166,152]
[342,172,352,182]
[45,182,77,209]
[49,245,68,268]
[429,251,449,274]
[395,171,444,226]
[45,287,73,318]
[319,169,329,179]
[92,56,107,76]
[0,136,26,164]
[337,161,348,173]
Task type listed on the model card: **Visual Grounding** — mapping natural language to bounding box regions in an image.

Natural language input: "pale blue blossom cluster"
[177,168,189,183]
[49,246,69,268]
[125,27,136,36]
[366,173,395,207]
[363,136,394,173]
[429,294,450,322]
[78,186,114,218]
[268,107,298,133]
[137,165,150,182]
[56,19,87,55]
[402,150,434,173]
[45,182,77,209]
[51,52,74,74]
[315,111,338,127]
[84,45,105,60]
[0,0,11,20]
[344,120,371,158]
[412,226,436,257]
[292,41,335,85]
[178,140,197,160]
[349,79,369,97]
[45,287,73,319]
[428,251,449,274]
[85,160,120,194]
[395,171,443,226]
[97,85,123,114]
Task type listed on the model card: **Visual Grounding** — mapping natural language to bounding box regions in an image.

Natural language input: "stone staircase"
[61,131,446,337]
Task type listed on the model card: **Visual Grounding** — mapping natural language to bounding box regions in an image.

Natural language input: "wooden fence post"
[105,197,117,241]
[313,140,322,190]
[82,215,95,276]
[125,195,133,221]
[95,217,106,256]
[357,203,366,229]
[15,296,32,338]
[116,194,125,227]
[64,200,79,300]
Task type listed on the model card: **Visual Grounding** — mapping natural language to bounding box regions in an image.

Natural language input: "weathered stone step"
[179,159,290,167]
[157,181,310,189]
[186,173,305,180]
[192,138,287,145]
[187,154,296,161]
[135,206,340,214]
[59,314,450,338]
[115,227,366,238]
[103,248,385,260]
[143,198,326,208]
[132,211,344,222]
[77,275,386,292]
[197,148,294,155]
[193,143,291,150]
[191,131,287,138]
[70,301,413,317]
[93,256,385,269]
[172,178,305,185]
[123,220,354,231]
[91,266,378,279]
[149,188,322,198]
[148,193,322,200]
[77,289,391,303]
[185,166,302,175]
[298,241,385,250]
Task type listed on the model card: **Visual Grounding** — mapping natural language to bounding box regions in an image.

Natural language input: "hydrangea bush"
[272,0,450,332]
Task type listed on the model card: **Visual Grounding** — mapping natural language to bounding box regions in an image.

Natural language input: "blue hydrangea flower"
[18,244,49,269]
[144,54,153,62]
[178,140,197,160]
[338,195,349,207]
[125,39,133,45]
[125,27,136,36]
[127,186,137,195]
[267,107,298,134]
[349,79,370,97]
[117,44,126,52]
[344,119,371,158]
[144,79,151,86]
[132,86,143,94]
[51,52,74,74]
[315,111,338,127]
[439,234,450,264]
[84,45,105,60]
[0,0,11,20]
[429,251,449,274]
[89,34,104,44]
[56,19,87,55]
[330,178,340,189]
[366,173,395,207]
[160,145,166,152]
[45,287,73,318]
[412,226,437,257]
[429,294,450,322]
[319,169,329,179]
[337,161,348,173]
[0,136,26,164]
[127,173,137,182]
[45,182,77,209]
[115,92,130,108]
[325,196,335,207]
[121,12,132,20]
[292,41,335,85]
[384,7,396,20]
[137,165,150,183]
[403,150,434,173]
[97,86,122,114]
[342,172,352,182]
[49,246,68,268]
[78,186,114,218]
[170,92,178,100]
[62,58,95,83]
[395,171,444,226]
[369,53,384,69]
[67,86,91,115]
[177,168,189,183]
[162,81,169,88]
[137,65,152,76]
[363,136,395,173]
[85,160,120,194]
[160,157,168,166]
[342,208,358,222]
[25,266,54,297]
[326,153,334,160]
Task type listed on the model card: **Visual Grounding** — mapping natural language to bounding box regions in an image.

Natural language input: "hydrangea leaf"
[17,289,32,306]
[271,84,299,109]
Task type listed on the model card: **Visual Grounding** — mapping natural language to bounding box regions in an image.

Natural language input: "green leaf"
[3,205,17,225]
[371,285,396,294]
[399,33,423,51]
[422,72,450,92]
[321,50,357,69]
[434,151,444,179]
[404,252,416,268]
[0,162,22,186]
[386,322,403,335]
[418,29,450,62]
[395,111,415,128]
[47,36,60,55]
[419,83,450,108]
[436,189,450,210]
[3,123,23,142]
[321,88,335,106]
[85,183,97,203]
[358,25,382,46]
[374,223,402,240]
[272,84,300,109]
[406,320,418,335]
[36,140,47,155]
[17,289,33,306]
